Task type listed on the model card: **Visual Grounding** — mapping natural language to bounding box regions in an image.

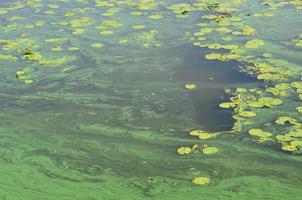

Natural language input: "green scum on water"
[0,0,302,199]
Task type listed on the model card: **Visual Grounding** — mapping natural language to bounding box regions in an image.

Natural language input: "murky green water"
[0,0,302,199]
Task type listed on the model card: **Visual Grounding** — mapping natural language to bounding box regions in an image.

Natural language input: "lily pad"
[177,147,192,155]
[239,111,256,118]
[192,177,210,185]
[219,102,236,109]
[275,116,298,125]
[244,39,265,49]
[185,83,197,90]
[202,146,219,155]
[248,128,272,138]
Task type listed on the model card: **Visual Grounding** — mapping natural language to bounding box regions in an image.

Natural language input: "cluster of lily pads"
[0,0,174,86]
[178,130,220,153]
[179,0,302,156]
[177,129,220,185]
[175,3,302,190]
[177,143,219,156]
[215,85,302,153]
[292,34,302,47]
[167,0,302,187]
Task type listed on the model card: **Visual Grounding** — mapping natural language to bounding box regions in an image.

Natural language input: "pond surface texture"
[0,0,302,199]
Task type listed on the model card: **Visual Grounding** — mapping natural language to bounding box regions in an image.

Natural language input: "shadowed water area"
[173,45,259,131]
[0,0,302,200]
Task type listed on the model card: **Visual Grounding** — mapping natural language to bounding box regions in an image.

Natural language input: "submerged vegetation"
[0,0,302,199]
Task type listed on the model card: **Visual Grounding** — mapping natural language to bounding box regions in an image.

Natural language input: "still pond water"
[0,0,302,199]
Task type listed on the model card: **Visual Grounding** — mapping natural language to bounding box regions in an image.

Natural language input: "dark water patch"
[0,0,14,5]
[173,45,258,132]
[191,87,234,132]
[174,45,256,83]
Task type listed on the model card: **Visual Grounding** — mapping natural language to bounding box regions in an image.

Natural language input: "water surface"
[0,0,302,199]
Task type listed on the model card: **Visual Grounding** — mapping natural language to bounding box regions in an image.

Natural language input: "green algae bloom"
[1,0,302,199]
